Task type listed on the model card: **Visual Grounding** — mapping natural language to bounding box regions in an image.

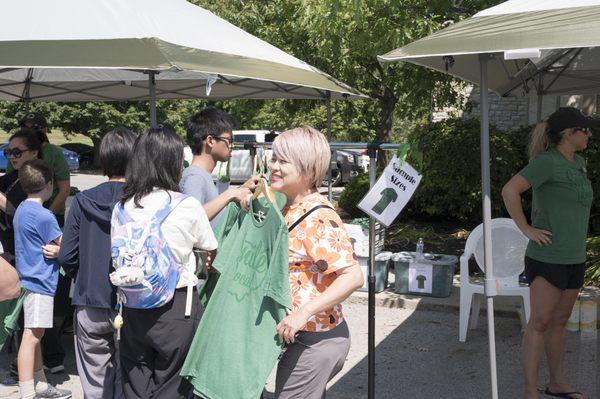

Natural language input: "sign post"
[363,147,422,399]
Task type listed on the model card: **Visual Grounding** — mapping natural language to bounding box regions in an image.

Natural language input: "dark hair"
[19,159,53,194]
[9,129,43,156]
[185,107,236,155]
[121,123,183,208]
[100,127,137,178]
[19,127,49,144]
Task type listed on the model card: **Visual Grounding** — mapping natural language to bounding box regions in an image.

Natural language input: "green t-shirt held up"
[519,148,593,264]
[7,143,70,215]
[181,196,290,399]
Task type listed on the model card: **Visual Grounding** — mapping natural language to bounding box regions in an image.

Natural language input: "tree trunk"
[91,136,102,169]
[375,89,397,168]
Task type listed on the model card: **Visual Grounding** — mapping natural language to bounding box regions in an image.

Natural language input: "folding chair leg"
[470,294,482,330]
[521,294,531,330]
[459,290,473,342]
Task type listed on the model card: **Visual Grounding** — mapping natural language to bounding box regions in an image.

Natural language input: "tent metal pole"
[327,91,333,202]
[149,71,157,128]
[536,74,544,122]
[367,143,377,399]
[479,53,499,399]
[22,68,33,112]
[327,150,335,202]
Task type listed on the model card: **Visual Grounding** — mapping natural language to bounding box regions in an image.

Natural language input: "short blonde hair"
[273,126,331,189]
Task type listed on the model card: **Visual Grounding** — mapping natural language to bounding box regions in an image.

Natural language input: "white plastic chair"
[459,218,530,342]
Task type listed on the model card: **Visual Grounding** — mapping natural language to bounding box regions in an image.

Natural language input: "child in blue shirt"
[13,159,71,399]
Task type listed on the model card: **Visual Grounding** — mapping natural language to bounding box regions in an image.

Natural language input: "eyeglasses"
[213,136,234,145]
[3,148,32,158]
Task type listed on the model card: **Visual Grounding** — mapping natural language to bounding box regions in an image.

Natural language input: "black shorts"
[524,256,586,290]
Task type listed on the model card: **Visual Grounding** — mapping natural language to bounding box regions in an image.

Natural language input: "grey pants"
[275,321,350,399]
[74,306,124,399]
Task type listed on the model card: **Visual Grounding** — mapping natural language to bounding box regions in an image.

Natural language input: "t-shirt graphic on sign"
[372,187,398,215]
[416,274,426,289]
[181,195,290,399]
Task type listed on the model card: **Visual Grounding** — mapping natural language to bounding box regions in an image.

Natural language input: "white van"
[183,130,275,184]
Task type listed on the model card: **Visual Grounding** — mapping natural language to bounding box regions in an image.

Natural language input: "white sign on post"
[408,261,433,294]
[357,155,422,227]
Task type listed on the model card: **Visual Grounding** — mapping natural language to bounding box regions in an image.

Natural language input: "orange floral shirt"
[284,193,358,332]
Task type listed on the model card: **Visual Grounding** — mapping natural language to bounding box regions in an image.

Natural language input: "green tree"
[199,0,502,152]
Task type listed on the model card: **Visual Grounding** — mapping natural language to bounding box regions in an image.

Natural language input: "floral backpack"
[110,193,188,309]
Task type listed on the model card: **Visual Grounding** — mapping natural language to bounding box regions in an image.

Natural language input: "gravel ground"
[2,300,598,399]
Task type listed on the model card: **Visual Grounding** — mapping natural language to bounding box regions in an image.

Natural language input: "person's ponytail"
[528,121,550,160]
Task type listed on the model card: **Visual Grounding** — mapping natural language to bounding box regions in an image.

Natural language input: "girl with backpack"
[110,124,217,399]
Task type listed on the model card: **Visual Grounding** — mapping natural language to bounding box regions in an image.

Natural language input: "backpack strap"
[113,203,133,226]
[288,205,334,232]
[150,193,189,225]
[131,194,189,255]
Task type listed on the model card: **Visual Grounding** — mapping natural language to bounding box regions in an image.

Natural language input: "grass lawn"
[0,130,92,146]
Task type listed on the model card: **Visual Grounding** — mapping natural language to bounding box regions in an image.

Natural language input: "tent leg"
[367,144,377,399]
[327,92,333,202]
[327,150,335,202]
[479,54,499,399]
[149,71,157,128]
[536,73,545,123]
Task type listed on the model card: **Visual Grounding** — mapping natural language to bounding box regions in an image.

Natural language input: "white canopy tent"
[378,1,600,398]
[0,0,364,126]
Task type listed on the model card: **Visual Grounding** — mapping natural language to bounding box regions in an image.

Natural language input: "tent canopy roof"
[378,1,600,97]
[0,0,365,102]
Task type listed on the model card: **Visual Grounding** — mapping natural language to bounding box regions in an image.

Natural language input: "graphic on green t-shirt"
[416,275,426,289]
[181,196,291,399]
[372,187,398,214]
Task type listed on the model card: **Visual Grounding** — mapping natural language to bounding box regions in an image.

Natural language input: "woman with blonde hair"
[502,107,594,399]
[256,126,363,398]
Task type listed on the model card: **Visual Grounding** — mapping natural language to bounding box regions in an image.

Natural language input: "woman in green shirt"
[502,107,594,399]
[18,114,70,225]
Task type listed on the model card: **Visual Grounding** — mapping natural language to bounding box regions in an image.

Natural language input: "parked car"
[324,149,363,186]
[61,143,93,169]
[0,143,79,171]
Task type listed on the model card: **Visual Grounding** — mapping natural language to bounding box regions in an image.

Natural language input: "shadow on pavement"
[327,302,598,399]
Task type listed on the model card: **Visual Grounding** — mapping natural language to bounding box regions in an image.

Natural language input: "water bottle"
[415,238,424,260]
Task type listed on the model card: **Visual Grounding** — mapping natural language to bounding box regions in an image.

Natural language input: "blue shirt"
[14,200,62,296]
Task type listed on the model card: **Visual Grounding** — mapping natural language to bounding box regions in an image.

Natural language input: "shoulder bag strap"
[288,205,334,232]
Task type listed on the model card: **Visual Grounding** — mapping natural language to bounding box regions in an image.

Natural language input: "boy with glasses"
[181,107,257,227]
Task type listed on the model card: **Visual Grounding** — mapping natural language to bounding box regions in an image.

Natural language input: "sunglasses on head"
[3,148,32,158]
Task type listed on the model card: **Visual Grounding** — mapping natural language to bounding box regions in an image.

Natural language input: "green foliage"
[403,118,529,224]
[338,173,370,218]
[197,0,501,142]
[585,236,600,286]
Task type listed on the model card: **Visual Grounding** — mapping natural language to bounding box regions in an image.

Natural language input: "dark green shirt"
[519,148,593,264]
[181,196,290,399]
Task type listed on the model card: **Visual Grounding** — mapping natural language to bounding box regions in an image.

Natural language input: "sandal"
[544,388,585,398]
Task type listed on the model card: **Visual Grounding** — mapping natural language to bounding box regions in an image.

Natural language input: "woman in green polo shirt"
[502,107,594,399]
